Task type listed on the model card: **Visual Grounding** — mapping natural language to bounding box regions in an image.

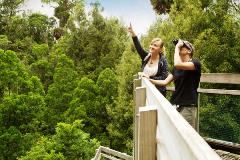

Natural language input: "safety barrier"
[133,77,221,160]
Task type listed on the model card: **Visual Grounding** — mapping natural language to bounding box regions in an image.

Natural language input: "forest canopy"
[0,0,239,159]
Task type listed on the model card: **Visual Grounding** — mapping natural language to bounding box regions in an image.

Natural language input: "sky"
[22,0,158,35]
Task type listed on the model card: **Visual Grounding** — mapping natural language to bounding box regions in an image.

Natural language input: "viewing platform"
[93,73,240,160]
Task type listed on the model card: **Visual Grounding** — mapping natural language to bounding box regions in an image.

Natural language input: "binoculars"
[172,39,179,45]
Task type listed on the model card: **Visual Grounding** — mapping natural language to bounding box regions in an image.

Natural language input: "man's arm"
[174,40,195,70]
[150,74,174,86]
[174,40,183,66]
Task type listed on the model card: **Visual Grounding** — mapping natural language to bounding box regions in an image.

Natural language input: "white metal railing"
[134,77,222,160]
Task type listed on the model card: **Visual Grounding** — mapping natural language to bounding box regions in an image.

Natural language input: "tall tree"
[149,0,235,14]
[44,53,78,133]
[41,0,84,28]
[64,68,117,145]
[0,49,27,97]
[19,120,99,160]
[0,0,25,34]
[107,44,141,153]
[0,49,46,159]
[61,2,128,80]
[150,0,173,14]
[28,13,55,44]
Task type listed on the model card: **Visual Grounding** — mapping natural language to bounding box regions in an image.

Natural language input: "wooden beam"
[133,74,139,79]
[139,106,157,160]
[100,146,133,160]
[100,153,119,160]
[198,88,240,95]
[201,73,240,84]
[92,148,102,160]
[166,87,240,96]
[204,138,240,154]
[166,87,175,92]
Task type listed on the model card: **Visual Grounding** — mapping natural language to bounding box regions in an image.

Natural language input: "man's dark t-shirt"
[170,60,201,106]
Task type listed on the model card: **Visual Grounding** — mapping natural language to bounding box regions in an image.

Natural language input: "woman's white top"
[143,59,159,77]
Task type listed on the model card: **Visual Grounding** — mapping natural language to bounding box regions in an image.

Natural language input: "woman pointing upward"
[128,23,168,97]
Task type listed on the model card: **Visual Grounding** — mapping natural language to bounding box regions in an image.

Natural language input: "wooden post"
[133,78,141,159]
[134,86,146,160]
[139,107,157,160]
[133,74,139,80]
[197,83,200,133]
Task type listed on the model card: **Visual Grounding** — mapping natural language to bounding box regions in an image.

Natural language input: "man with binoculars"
[150,39,201,130]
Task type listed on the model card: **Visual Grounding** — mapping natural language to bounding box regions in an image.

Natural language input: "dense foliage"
[0,0,239,159]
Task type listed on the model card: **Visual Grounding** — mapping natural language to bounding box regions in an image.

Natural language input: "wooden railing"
[167,73,240,95]
[92,146,133,160]
[200,73,240,84]
[133,76,222,160]
[92,73,239,160]
[167,73,240,132]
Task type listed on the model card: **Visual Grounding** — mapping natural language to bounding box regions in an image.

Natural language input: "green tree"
[0,93,45,132]
[28,13,55,44]
[0,49,27,98]
[97,68,118,103]
[150,0,173,14]
[200,97,240,142]
[61,3,128,80]
[4,15,29,42]
[0,127,24,160]
[0,0,25,34]
[64,68,118,145]
[44,53,78,133]
[0,49,46,159]
[20,120,99,160]
[95,68,118,144]
[0,35,10,50]
[41,0,84,28]
[64,77,97,128]
[30,59,53,91]
[0,127,41,160]
[107,44,141,153]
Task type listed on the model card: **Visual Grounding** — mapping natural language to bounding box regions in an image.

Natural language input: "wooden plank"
[198,88,240,95]
[166,87,240,96]
[204,138,240,154]
[166,87,175,92]
[135,86,146,160]
[197,83,201,133]
[134,79,141,90]
[133,74,139,79]
[139,107,157,160]
[100,153,119,160]
[100,146,133,160]
[91,148,102,160]
[135,87,146,111]
[201,73,240,84]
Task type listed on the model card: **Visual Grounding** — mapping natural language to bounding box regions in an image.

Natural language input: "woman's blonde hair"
[151,38,166,55]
